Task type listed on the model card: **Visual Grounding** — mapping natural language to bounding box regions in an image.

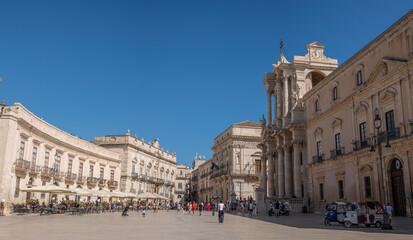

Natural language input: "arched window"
[356,70,362,85]
[315,99,320,112]
[332,87,338,100]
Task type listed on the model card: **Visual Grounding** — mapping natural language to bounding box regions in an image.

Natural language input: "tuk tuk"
[324,202,347,225]
[344,202,384,228]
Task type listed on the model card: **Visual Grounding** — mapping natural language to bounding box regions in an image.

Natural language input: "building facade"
[94,134,177,201]
[0,103,121,214]
[258,10,413,217]
[196,121,262,203]
[174,164,192,203]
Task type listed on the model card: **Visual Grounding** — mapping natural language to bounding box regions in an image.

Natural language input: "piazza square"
[1,1,413,240]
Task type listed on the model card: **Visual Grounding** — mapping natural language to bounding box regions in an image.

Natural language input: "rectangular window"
[178,183,182,189]
[356,70,362,85]
[359,122,367,143]
[110,170,114,181]
[335,133,341,150]
[132,165,135,174]
[89,165,94,178]
[32,147,37,165]
[364,176,372,198]
[255,160,261,173]
[180,170,183,176]
[44,152,50,167]
[316,141,322,156]
[385,110,395,133]
[68,159,73,174]
[315,100,319,112]
[140,167,143,175]
[100,167,104,179]
[319,183,324,200]
[338,180,344,199]
[332,87,338,100]
[79,162,83,177]
[19,142,25,160]
[55,155,61,171]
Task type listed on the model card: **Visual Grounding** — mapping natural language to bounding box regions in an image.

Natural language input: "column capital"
[266,89,274,96]
[293,139,304,147]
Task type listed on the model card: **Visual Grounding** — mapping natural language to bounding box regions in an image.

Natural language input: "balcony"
[40,167,53,178]
[174,190,185,195]
[384,129,400,141]
[29,164,41,175]
[65,173,77,183]
[77,176,86,184]
[312,154,324,163]
[87,177,97,185]
[98,178,107,187]
[131,172,138,180]
[108,180,118,188]
[54,171,64,181]
[330,147,345,159]
[15,159,30,173]
[210,169,228,179]
[353,139,370,151]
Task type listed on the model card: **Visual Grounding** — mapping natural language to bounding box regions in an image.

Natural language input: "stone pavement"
[0,211,412,240]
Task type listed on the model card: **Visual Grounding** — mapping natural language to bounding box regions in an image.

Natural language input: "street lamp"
[370,108,392,230]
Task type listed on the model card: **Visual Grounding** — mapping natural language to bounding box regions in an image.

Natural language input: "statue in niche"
[260,114,267,140]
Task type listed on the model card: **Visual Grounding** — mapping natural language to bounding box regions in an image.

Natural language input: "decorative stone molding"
[331,118,343,130]
[380,87,397,102]
[313,127,323,137]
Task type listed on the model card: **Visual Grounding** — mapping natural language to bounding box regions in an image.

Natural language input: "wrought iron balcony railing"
[330,147,345,159]
[312,154,324,163]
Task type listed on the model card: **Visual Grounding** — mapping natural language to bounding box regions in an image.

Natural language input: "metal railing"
[384,129,400,141]
[65,173,77,182]
[15,159,30,171]
[98,178,107,186]
[108,180,118,187]
[312,154,324,163]
[87,177,97,184]
[353,139,370,151]
[54,171,64,180]
[330,147,345,159]
[29,164,41,173]
[41,167,53,177]
[77,176,86,183]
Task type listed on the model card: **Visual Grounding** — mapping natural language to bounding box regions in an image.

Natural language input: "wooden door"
[391,168,406,216]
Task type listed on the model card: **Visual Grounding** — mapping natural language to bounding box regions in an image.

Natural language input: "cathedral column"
[267,152,274,198]
[277,147,284,197]
[293,141,302,198]
[283,75,289,116]
[276,81,282,126]
[267,90,273,125]
[261,154,267,196]
[284,144,292,197]
[273,90,277,126]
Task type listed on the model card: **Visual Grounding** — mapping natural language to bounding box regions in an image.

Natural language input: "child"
[142,209,146,217]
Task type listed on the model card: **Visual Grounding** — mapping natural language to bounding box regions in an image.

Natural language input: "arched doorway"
[390,159,406,216]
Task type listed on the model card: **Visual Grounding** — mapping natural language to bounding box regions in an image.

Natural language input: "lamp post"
[370,108,392,230]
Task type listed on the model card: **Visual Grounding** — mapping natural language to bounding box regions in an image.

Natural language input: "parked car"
[344,202,384,228]
[324,202,347,225]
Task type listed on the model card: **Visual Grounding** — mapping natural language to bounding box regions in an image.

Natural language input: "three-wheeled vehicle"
[344,202,384,228]
[324,202,347,225]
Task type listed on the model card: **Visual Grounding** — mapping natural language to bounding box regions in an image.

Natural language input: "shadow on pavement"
[228,212,413,235]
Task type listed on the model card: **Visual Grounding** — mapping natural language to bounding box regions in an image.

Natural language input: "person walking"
[192,202,197,215]
[198,202,204,216]
[218,200,225,223]
[386,203,393,224]
[211,201,216,216]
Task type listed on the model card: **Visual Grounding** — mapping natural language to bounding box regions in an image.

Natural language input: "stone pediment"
[233,121,260,127]
[366,58,407,86]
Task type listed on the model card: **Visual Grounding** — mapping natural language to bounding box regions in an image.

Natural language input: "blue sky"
[0,1,411,166]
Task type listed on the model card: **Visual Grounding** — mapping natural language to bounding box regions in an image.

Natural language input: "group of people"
[268,200,290,217]
[182,200,226,223]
